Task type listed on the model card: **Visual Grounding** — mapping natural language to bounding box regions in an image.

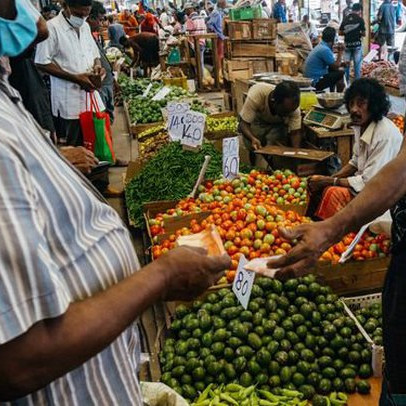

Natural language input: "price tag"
[167,102,190,141]
[339,223,371,263]
[180,111,206,148]
[142,83,153,98]
[232,255,255,310]
[151,86,171,101]
[222,137,239,180]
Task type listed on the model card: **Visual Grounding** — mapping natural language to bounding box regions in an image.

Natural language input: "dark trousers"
[315,70,345,92]
[54,116,83,146]
[379,251,406,405]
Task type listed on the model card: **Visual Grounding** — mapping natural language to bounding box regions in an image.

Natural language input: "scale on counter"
[304,104,350,130]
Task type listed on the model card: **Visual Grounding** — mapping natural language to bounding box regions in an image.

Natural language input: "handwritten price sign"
[180,111,206,148]
[167,102,190,141]
[232,255,255,309]
[223,137,239,180]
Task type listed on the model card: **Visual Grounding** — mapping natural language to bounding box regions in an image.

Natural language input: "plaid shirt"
[186,12,207,46]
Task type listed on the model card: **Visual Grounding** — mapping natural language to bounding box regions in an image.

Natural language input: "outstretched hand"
[267,221,339,281]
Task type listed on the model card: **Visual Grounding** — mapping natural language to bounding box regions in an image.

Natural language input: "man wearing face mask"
[0,1,231,404]
[307,78,402,220]
[35,0,106,147]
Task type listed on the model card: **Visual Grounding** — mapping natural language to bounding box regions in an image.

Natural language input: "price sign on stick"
[151,86,171,101]
[223,137,239,180]
[167,102,190,141]
[232,255,255,310]
[180,111,206,148]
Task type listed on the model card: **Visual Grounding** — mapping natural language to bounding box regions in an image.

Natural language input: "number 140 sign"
[223,137,239,180]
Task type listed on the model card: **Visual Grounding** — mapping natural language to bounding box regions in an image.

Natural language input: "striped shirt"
[0,80,142,405]
[186,12,207,46]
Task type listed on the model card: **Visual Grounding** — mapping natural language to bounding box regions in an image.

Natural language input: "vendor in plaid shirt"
[185,2,207,80]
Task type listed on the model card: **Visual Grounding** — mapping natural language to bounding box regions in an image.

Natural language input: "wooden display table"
[305,124,355,166]
[349,377,381,405]
[255,145,334,176]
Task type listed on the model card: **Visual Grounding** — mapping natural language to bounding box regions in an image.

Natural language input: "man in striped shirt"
[0,1,230,403]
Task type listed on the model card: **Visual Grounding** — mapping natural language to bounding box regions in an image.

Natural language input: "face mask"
[68,14,87,28]
[0,0,38,57]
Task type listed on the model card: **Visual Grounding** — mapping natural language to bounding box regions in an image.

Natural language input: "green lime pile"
[354,302,383,346]
[160,276,373,403]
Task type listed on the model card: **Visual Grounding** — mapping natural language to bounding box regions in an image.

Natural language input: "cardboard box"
[252,19,277,40]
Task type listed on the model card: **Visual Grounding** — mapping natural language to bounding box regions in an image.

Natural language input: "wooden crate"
[275,52,298,76]
[251,57,275,74]
[315,257,390,296]
[223,58,253,82]
[252,19,277,40]
[226,21,252,40]
[227,40,277,58]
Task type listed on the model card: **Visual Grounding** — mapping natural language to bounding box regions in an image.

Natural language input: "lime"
[357,379,371,394]
[240,372,253,387]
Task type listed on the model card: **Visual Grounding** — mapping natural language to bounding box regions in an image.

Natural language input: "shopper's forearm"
[36,62,78,84]
[329,140,406,235]
[334,163,357,178]
[240,120,257,142]
[289,130,301,148]
[0,261,166,401]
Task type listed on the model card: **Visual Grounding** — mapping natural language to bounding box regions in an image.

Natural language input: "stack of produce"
[125,142,223,227]
[118,75,161,100]
[389,114,405,133]
[151,204,308,283]
[206,116,239,135]
[361,61,399,88]
[160,276,373,403]
[138,125,169,162]
[354,302,383,346]
[320,231,390,264]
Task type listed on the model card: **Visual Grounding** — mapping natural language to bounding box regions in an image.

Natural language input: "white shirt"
[35,12,101,120]
[348,117,402,192]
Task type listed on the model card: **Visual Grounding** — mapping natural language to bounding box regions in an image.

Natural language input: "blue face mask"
[0,0,38,57]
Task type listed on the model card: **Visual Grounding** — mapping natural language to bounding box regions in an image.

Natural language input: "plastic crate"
[229,8,241,21]
[341,293,384,377]
[230,5,262,21]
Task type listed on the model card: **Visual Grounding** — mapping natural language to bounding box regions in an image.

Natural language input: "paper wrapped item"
[244,255,282,278]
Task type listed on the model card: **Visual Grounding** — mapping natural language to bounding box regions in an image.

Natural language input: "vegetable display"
[138,126,169,162]
[354,302,383,346]
[125,142,223,227]
[206,116,239,133]
[160,276,374,403]
[361,61,399,88]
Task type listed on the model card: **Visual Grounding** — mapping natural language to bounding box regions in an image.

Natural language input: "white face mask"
[68,14,87,28]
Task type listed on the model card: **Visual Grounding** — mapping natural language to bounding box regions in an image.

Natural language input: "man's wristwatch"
[333,177,338,186]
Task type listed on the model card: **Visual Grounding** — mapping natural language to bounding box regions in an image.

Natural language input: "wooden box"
[252,19,277,40]
[315,257,390,296]
[227,40,277,58]
[251,57,275,74]
[275,52,298,76]
[224,58,253,82]
[226,21,252,40]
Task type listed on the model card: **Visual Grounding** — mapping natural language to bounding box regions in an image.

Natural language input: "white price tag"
[339,223,371,263]
[223,137,239,180]
[167,102,190,141]
[180,111,206,148]
[232,255,255,310]
[151,86,171,101]
[142,83,153,98]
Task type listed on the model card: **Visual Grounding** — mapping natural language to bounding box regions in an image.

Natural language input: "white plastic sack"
[141,382,189,406]
[369,211,392,237]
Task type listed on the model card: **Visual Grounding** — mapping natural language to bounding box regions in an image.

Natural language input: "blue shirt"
[108,23,126,47]
[304,41,335,83]
[273,1,287,23]
[378,0,396,34]
[207,8,225,40]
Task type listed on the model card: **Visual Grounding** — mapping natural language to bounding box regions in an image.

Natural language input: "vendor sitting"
[239,81,302,166]
[309,78,402,219]
[304,26,345,92]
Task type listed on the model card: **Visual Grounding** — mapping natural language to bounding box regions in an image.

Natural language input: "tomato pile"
[389,114,405,134]
[148,169,308,237]
[321,231,390,264]
[152,200,310,283]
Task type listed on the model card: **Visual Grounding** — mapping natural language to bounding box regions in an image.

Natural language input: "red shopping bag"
[79,92,97,152]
